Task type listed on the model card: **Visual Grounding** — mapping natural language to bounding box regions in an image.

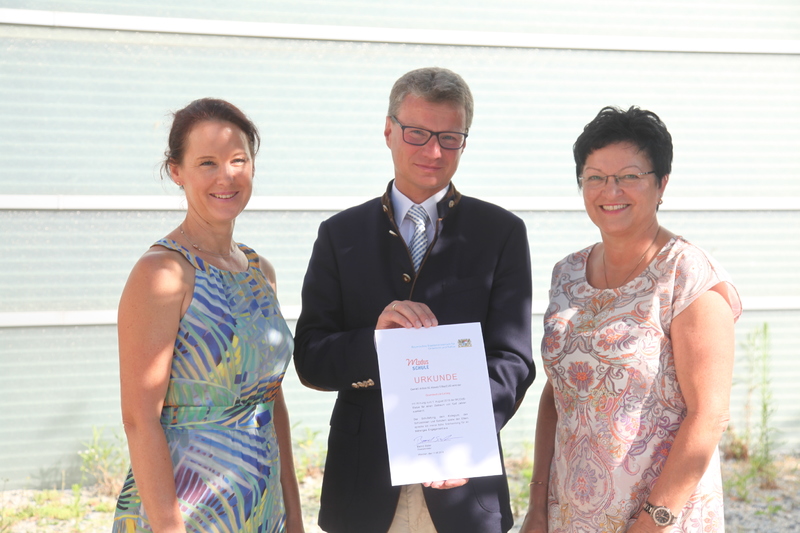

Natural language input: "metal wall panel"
[0,209,331,312]
[0,320,338,490]
[1,24,799,197]
[3,1,799,39]
[0,2,798,489]
[504,309,800,455]
[2,313,795,488]
[0,325,120,489]
[3,209,797,313]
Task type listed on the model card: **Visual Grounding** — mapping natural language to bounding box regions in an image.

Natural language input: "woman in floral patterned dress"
[520,106,741,533]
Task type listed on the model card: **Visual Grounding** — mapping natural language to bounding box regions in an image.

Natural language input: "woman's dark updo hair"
[573,106,673,188]
[161,98,260,180]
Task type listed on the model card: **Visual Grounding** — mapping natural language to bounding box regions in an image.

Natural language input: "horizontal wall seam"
[0,195,797,212]
[1,8,799,55]
[1,297,796,327]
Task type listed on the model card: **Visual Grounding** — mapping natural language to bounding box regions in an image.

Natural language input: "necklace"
[179,224,236,258]
[602,227,661,289]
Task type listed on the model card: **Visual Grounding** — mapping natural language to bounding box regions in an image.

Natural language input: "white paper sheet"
[374,322,502,486]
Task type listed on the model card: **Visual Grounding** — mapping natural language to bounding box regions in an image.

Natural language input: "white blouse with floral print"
[542,236,741,532]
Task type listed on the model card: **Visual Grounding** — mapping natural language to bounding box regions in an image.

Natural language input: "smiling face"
[581,142,668,240]
[169,120,254,225]
[384,94,467,204]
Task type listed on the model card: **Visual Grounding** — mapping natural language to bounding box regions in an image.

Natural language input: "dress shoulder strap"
[237,243,259,269]
[152,238,206,271]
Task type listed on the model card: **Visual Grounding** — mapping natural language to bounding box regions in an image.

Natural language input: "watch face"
[653,507,673,526]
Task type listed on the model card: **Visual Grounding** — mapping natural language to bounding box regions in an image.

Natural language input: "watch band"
[643,501,678,526]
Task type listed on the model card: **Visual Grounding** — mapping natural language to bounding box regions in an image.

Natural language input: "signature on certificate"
[414,434,463,445]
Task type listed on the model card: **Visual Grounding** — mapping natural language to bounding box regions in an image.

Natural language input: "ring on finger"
[392,303,397,311]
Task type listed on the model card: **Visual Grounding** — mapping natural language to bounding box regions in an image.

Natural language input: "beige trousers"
[387,483,438,533]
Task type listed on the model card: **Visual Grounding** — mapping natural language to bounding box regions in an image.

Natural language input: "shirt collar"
[391,183,450,228]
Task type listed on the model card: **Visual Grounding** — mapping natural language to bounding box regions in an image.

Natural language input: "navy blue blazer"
[294,182,534,533]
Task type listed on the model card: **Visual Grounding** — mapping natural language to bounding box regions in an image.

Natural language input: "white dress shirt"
[390,183,449,247]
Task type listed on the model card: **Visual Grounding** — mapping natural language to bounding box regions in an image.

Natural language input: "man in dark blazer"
[294,67,534,533]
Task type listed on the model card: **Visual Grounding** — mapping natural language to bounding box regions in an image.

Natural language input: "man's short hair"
[388,67,474,131]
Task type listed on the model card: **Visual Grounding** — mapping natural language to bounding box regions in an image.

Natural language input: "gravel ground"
[2,455,799,532]
[719,454,800,533]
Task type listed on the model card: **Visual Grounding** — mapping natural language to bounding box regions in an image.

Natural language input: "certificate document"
[374,322,502,486]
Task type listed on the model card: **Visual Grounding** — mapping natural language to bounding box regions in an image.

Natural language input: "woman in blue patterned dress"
[113,98,304,532]
[520,106,741,532]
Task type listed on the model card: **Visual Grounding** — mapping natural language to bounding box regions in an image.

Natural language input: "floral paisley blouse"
[542,236,741,532]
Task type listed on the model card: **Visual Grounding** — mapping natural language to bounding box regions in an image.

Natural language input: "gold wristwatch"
[643,501,678,526]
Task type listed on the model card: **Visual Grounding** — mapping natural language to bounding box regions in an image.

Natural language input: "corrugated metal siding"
[503,210,800,304]
[4,209,796,313]
[729,312,800,445]
[3,1,799,39]
[0,325,120,489]
[0,210,332,312]
[0,3,798,488]
[506,211,800,450]
[0,320,337,489]
[1,24,799,197]
[504,308,800,457]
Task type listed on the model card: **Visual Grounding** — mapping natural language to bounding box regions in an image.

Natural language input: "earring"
[175,181,182,186]
[658,198,663,205]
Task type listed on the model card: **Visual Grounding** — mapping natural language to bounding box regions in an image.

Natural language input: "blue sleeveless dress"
[113,239,293,532]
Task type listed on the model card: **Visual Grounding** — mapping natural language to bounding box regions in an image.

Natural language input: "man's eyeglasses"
[390,116,468,150]
[578,171,655,190]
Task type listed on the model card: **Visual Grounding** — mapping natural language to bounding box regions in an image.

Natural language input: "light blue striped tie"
[406,204,429,273]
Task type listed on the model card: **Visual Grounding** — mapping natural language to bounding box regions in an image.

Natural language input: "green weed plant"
[78,426,129,497]
[722,322,780,505]
[505,441,534,518]
[0,426,127,530]
[292,425,325,484]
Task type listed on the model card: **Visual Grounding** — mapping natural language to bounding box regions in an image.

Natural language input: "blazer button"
[402,273,411,283]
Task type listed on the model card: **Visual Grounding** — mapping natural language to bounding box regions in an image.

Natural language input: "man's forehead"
[395,96,467,126]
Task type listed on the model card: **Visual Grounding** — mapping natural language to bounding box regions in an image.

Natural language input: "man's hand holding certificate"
[374,322,502,486]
